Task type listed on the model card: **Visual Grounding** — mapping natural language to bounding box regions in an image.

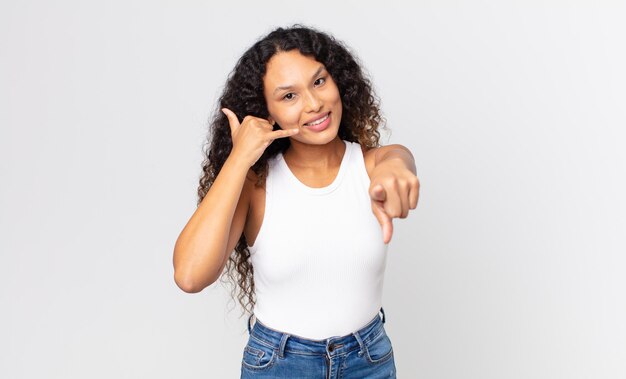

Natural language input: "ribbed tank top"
[248,139,389,340]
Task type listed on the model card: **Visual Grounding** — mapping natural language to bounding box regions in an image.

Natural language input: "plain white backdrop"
[1,1,625,378]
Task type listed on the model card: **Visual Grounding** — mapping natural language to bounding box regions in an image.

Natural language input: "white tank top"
[248,139,389,340]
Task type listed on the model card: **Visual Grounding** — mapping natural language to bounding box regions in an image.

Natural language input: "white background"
[1,1,625,378]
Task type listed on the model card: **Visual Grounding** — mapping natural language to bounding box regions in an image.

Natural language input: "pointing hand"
[369,160,420,244]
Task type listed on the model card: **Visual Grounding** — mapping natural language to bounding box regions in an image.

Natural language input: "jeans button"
[328,344,335,352]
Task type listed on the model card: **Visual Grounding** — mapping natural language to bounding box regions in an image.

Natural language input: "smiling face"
[263,50,343,144]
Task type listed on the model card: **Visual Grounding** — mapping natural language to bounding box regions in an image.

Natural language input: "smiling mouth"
[304,112,330,126]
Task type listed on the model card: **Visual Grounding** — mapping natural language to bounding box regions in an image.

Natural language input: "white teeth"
[305,113,329,126]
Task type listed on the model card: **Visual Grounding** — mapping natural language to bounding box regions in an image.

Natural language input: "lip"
[303,112,330,126]
[303,112,331,132]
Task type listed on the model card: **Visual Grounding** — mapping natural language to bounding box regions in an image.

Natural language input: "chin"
[301,125,340,144]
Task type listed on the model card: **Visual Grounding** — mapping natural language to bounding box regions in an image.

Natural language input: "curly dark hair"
[197,24,388,319]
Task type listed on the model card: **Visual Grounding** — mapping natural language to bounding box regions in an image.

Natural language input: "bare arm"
[172,108,299,293]
[374,144,417,175]
[172,156,251,293]
[369,144,420,244]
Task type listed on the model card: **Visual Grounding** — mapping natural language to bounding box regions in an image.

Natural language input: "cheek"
[271,105,301,126]
[330,91,342,111]
[328,85,342,106]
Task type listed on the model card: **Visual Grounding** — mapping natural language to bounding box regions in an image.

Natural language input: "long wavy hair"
[197,24,388,319]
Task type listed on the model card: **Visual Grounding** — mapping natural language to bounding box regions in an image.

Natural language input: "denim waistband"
[245,307,387,358]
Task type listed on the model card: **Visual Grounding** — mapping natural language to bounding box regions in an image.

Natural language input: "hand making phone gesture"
[222,108,299,168]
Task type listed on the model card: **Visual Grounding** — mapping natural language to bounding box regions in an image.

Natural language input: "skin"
[173,50,419,292]
[244,50,419,246]
[264,50,345,174]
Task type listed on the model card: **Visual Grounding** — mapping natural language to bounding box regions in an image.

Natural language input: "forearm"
[375,145,417,175]
[173,155,249,291]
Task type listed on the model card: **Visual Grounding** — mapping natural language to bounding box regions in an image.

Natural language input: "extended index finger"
[371,199,393,244]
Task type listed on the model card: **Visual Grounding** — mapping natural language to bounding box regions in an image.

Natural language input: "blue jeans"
[240,307,397,378]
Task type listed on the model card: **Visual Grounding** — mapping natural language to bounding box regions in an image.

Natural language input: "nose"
[303,90,322,113]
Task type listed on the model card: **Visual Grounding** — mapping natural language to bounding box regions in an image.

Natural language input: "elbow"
[172,242,220,293]
[174,280,195,294]
[174,269,214,294]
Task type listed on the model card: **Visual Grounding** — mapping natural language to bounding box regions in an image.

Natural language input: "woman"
[173,25,419,378]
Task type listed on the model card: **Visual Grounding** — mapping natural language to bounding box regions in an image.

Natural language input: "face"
[263,50,343,144]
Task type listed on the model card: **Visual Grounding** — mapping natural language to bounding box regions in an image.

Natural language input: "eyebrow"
[273,66,326,95]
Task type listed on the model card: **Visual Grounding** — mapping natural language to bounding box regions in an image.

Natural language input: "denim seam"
[281,345,362,357]
[244,345,263,358]
[241,352,277,372]
[363,331,394,365]
[249,334,279,350]
[366,328,384,344]
[365,347,394,365]
[339,350,356,379]
[242,344,278,371]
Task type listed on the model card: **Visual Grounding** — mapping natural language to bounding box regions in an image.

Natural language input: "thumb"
[369,184,386,202]
[221,108,240,135]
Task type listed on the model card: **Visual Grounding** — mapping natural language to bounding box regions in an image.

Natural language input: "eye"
[283,93,295,101]
[314,77,326,86]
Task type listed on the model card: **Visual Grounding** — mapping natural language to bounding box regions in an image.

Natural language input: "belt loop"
[352,330,366,357]
[247,313,255,334]
[278,333,290,359]
[380,307,386,324]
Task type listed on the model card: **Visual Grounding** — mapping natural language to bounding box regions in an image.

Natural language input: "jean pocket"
[241,336,277,371]
[364,328,394,364]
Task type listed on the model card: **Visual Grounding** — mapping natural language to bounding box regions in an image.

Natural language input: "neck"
[283,136,345,170]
